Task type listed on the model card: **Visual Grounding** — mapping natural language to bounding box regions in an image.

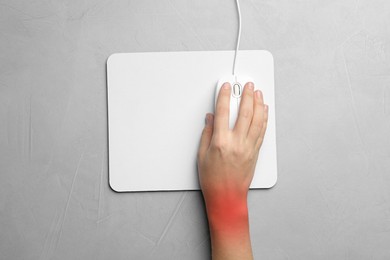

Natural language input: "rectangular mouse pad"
[107,50,277,192]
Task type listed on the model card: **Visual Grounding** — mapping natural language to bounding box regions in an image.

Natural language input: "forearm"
[204,190,253,260]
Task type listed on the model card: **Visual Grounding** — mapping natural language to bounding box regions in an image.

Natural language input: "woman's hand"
[197,82,268,260]
[198,81,268,202]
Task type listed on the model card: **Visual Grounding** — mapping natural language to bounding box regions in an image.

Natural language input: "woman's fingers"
[255,104,268,150]
[214,83,231,135]
[234,82,254,138]
[248,90,264,143]
[198,113,214,160]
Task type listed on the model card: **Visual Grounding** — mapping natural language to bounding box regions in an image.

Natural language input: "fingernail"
[205,114,209,125]
[209,114,214,125]
[223,83,230,90]
[247,82,254,90]
[256,90,261,98]
[205,114,213,126]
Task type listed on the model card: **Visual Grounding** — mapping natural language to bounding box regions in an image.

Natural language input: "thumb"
[198,113,214,159]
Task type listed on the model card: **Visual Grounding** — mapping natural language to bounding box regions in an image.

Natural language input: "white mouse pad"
[107,50,277,192]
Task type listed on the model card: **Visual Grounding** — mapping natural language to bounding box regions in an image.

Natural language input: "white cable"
[232,0,241,76]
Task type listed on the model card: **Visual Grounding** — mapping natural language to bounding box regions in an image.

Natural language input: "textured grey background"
[1,0,390,259]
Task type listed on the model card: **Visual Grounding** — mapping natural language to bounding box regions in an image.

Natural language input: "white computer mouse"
[215,75,255,129]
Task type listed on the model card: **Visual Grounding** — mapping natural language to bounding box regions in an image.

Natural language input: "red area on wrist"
[204,187,249,241]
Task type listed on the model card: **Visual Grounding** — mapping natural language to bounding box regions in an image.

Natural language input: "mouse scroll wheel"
[232,83,242,97]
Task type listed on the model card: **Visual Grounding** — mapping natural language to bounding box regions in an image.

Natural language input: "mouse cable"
[232,0,241,76]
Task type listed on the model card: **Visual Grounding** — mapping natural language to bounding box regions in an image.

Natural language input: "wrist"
[204,190,249,236]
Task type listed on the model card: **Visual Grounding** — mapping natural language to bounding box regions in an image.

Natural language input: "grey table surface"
[1,0,390,259]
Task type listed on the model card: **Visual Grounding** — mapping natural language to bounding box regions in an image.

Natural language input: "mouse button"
[232,83,242,98]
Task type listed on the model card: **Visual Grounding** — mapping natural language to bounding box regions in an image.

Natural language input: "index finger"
[214,82,231,134]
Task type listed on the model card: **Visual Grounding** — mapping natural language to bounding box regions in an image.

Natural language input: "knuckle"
[211,136,227,151]
[232,146,242,156]
[252,123,263,132]
[256,137,264,150]
[216,105,229,116]
[232,145,245,157]
[247,151,256,162]
[202,126,213,136]
[232,145,255,161]
[240,108,252,119]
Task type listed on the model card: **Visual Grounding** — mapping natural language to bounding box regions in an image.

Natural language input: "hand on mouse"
[198,81,268,205]
[197,82,268,260]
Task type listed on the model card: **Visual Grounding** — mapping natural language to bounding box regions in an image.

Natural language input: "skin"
[197,82,268,260]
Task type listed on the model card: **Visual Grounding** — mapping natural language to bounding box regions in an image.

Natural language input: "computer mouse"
[215,75,255,129]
